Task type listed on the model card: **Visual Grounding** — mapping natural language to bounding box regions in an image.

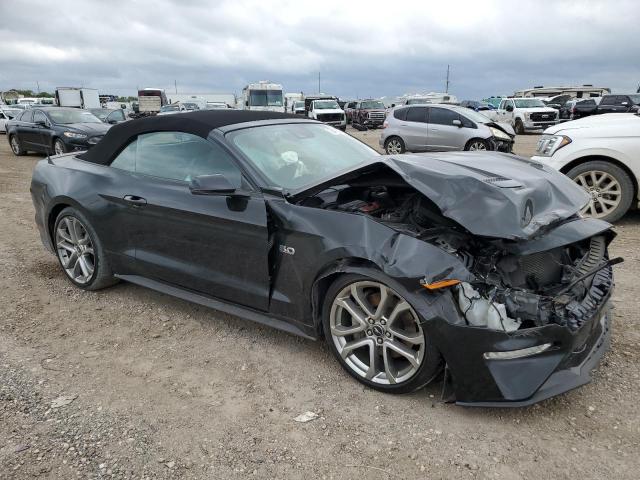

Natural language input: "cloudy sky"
[1,0,639,100]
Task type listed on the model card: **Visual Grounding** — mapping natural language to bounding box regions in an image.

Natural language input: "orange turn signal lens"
[421,279,461,290]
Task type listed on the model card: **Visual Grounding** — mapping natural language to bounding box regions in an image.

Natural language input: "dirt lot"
[0,129,638,480]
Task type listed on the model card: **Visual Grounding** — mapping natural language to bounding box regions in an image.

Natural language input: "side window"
[618,96,630,104]
[33,111,47,125]
[109,110,125,122]
[21,110,34,123]
[405,107,427,123]
[111,132,242,185]
[428,107,459,126]
[600,96,614,105]
[393,107,408,121]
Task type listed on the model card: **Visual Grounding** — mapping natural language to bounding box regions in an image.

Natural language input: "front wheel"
[53,138,66,156]
[566,161,634,222]
[322,274,443,393]
[384,136,405,155]
[514,118,524,135]
[465,138,488,151]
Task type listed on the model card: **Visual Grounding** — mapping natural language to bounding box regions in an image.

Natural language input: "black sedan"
[30,110,617,406]
[7,107,111,156]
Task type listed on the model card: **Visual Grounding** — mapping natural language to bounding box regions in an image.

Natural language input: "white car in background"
[0,107,22,133]
[532,113,640,222]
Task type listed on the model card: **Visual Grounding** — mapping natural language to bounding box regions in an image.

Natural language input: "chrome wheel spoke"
[373,285,389,320]
[385,339,420,368]
[388,328,424,345]
[340,337,372,360]
[55,215,95,285]
[350,284,375,318]
[387,300,410,326]
[382,346,397,384]
[57,240,75,253]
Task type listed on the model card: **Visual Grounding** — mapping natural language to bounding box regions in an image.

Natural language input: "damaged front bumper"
[423,295,612,406]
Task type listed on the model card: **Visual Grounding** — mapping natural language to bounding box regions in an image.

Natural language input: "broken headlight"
[535,134,571,157]
[489,127,511,141]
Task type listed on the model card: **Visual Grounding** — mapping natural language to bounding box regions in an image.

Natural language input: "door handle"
[123,195,147,206]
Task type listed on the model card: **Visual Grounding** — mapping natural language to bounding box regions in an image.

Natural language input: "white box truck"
[55,88,101,109]
[241,81,284,112]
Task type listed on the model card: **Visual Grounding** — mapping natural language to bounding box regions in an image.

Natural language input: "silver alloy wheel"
[573,170,622,219]
[10,136,20,154]
[55,216,96,285]
[329,281,425,385]
[468,141,487,151]
[386,139,403,154]
[54,140,65,156]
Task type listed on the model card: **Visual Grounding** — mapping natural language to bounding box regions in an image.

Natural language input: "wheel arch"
[310,257,381,337]
[464,137,489,150]
[46,198,90,244]
[559,155,639,207]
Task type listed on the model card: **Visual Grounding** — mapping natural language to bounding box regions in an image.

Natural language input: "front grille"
[530,112,556,121]
[317,113,343,122]
[88,135,104,145]
[367,111,386,120]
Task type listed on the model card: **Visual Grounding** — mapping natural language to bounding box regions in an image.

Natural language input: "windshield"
[228,123,378,191]
[89,109,109,120]
[453,107,493,123]
[628,94,640,104]
[514,99,546,108]
[249,89,283,107]
[361,101,385,109]
[294,101,304,108]
[182,103,199,110]
[314,100,339,110]
[160,105,180,112]
[48,109,102,124]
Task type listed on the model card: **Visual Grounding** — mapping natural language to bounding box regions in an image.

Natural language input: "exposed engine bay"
[298,178,616,333]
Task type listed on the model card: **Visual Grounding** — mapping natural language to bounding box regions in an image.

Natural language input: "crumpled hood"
[386,152,590,239]
[64,122,112,135]
[293,151,590,240]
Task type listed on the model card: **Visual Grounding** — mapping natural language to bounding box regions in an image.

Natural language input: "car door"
[426,107,468,151]
[32,110,54,153]
[597,96,616,114]
[109,131,271,311]
[399,106,429,151]
[16,109,37,148]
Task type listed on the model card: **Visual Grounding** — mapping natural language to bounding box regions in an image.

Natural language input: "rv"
[242,81,284,112]
[513,85,610,99]
[55,88,101,109]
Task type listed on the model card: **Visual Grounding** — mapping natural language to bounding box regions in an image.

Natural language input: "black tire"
[53,207,118,290]
[464,138,489,151]
[514,118,525,135]
[338,125,346,131]
[53,138,66,156]
[384,136,405,155]
[9,134,26,156]
[322,273,443,394]
[565,160,634,223]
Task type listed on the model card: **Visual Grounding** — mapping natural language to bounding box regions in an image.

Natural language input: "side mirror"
[452,119,462,127]
[108,119,118,124]
[505,104,514,112]
[189,174,248,197]
[35,120,47,127]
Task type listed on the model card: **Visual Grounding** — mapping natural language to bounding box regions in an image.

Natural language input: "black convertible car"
[30,110,618,406]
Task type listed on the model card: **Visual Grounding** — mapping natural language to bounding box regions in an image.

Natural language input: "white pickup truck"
[306,97,346,130]
[494,98,559,134]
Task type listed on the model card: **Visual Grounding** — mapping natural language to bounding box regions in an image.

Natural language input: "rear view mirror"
[189,174,248,197]
[452,119,462,127]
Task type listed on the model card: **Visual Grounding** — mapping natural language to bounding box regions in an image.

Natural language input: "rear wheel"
[465,138,488,151]
[322,273,443,394]
[566,161,634,222]
[10,135,26,156]
[53,207,118,290]
[384,136,405,155]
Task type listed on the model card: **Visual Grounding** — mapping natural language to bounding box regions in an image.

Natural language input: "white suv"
[531,113,640,222]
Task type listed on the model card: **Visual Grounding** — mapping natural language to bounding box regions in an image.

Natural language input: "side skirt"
[115,274,316,340]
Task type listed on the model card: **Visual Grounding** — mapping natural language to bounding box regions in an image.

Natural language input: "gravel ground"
[0,129,638,480]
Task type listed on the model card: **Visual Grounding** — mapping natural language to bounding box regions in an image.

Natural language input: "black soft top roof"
[78,110,299,165]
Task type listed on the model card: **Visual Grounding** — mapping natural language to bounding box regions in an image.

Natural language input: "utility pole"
[318,72,321,94]
[174,80,177,94]
[36,81,40,94]
[445,65,450,94]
